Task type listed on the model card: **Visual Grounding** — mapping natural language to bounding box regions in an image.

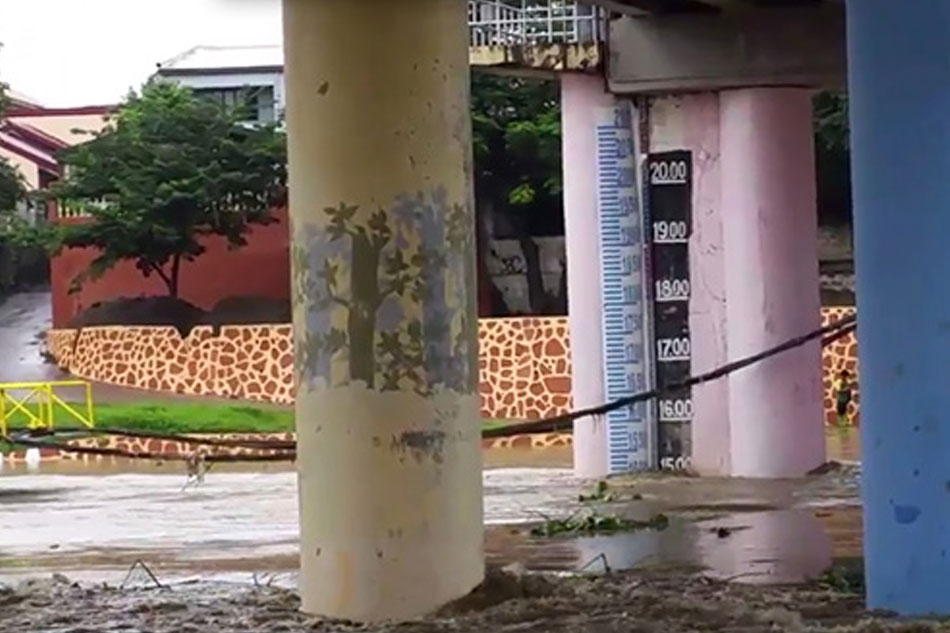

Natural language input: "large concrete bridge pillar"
[562,74,654,477]
[561,73,614,478]
[720,88,825,478]
[847,0,950,615]
[283,0,483,621]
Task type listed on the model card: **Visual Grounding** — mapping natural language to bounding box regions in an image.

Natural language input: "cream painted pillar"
[283,0,483,621]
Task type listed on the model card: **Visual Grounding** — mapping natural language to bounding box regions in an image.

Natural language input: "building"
[1,91,111,223]
[155,45,284,124]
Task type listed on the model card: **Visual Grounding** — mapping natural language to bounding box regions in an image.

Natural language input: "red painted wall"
[50,208,291,327]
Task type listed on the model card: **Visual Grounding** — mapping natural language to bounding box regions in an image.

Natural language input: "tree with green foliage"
[0,63,34,295]
[0,74,25,215]
[471,73,564,315]
[814,92,851,226]
[47,81,287,297]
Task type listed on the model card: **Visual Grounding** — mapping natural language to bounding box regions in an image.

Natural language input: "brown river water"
[0,430,861,587]
[0,431,874,632]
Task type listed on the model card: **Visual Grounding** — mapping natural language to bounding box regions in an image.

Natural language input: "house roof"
[6,89,43,111]
[4,120,69,151]
[156,45,283,76]
[0,124,59,175]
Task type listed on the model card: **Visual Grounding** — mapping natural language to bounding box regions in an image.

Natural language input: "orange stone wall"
[45,309,858,425]
[46,317,574,419]
[477,317,572,420]
[49,325,295,405]
[821,306,859,426]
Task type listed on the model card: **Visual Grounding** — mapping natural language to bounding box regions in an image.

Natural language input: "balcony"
[469,0,603,46]
[468,0,603,72]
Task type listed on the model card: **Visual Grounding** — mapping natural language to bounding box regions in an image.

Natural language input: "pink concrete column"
[720,88,824,478]
[561,73,615,478]
[650,94,730,475]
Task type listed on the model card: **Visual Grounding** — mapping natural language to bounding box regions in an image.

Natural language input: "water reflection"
[695,510,833,584]
[489,506,849,586]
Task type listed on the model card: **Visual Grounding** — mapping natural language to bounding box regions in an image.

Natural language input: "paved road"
[0,290,235,405]
[0,290,60,383]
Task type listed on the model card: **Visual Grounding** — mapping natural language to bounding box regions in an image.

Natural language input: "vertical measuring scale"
[647,151,693,471]
[595,103,652,474]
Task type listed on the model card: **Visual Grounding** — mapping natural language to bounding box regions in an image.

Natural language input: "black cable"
[3,432,296,463]
[482,315,856,439]
[21,427,295,450]
[4,314,856,460]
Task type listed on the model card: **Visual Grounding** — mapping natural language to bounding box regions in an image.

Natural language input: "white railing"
[56,197,107,220]
[468,0,603,47]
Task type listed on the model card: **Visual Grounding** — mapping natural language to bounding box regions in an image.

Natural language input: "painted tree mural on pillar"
[293,189,477,396]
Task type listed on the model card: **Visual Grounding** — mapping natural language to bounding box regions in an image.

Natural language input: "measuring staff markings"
[647,151,694,470]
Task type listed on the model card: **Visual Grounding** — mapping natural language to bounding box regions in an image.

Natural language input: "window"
[193,85,276,124]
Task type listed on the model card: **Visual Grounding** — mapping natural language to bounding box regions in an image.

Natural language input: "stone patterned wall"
[49,325,295,405]
[45,309,858,425]
[478,317,572,420]
[821,306,859,426]
[46,317,574,419]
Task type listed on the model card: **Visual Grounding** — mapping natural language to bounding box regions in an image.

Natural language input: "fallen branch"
[120,559,166,591]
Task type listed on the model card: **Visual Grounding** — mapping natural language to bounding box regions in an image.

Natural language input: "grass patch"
[818,559,864,594]
[5,402,295,435]
[3,403,523,435]
[482,418,512,432]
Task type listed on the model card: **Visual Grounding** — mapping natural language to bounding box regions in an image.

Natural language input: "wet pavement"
[0,290,255,405]
[0,290,58,384]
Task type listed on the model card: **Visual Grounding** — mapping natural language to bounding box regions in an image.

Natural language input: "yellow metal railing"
[0,380,95,436]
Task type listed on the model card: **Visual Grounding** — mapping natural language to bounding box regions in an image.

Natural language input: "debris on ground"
[0,566,922,633]
[529,509,670,537]
[579,480,614,503]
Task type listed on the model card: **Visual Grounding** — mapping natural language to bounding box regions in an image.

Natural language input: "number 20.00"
[650,160,688,184]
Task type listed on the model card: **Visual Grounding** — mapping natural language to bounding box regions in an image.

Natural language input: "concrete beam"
[469,42,601,74]
[607,4,845,94]
[600,0,718,13]
[588,0,828,13]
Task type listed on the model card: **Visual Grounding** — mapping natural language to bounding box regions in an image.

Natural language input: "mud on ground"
[1,566,935,633]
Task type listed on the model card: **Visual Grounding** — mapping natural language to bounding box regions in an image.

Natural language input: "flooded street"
[0,456,587,585]
[0,432,862,591]
[0,435,878,631]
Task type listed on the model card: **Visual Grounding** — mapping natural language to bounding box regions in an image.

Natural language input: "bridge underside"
[592,0,839,14]
[470,42,600,75]
[283,0,950,621]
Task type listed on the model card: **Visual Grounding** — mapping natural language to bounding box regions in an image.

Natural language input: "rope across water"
[4,314,856,462]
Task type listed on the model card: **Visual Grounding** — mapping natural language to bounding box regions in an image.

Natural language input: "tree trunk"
[555,258,568,314]
[475,201,493,318]
[169,254,182,299]
[347,233,381,387]
[519,234,548,315]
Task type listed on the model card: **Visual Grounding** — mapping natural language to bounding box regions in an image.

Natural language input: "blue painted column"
[847,0,950,615]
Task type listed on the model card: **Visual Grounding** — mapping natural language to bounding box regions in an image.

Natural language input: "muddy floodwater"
[1,443,860,584]
[0,435,872,631]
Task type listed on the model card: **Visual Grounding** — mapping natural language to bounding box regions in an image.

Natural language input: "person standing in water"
[833,369,853,427]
